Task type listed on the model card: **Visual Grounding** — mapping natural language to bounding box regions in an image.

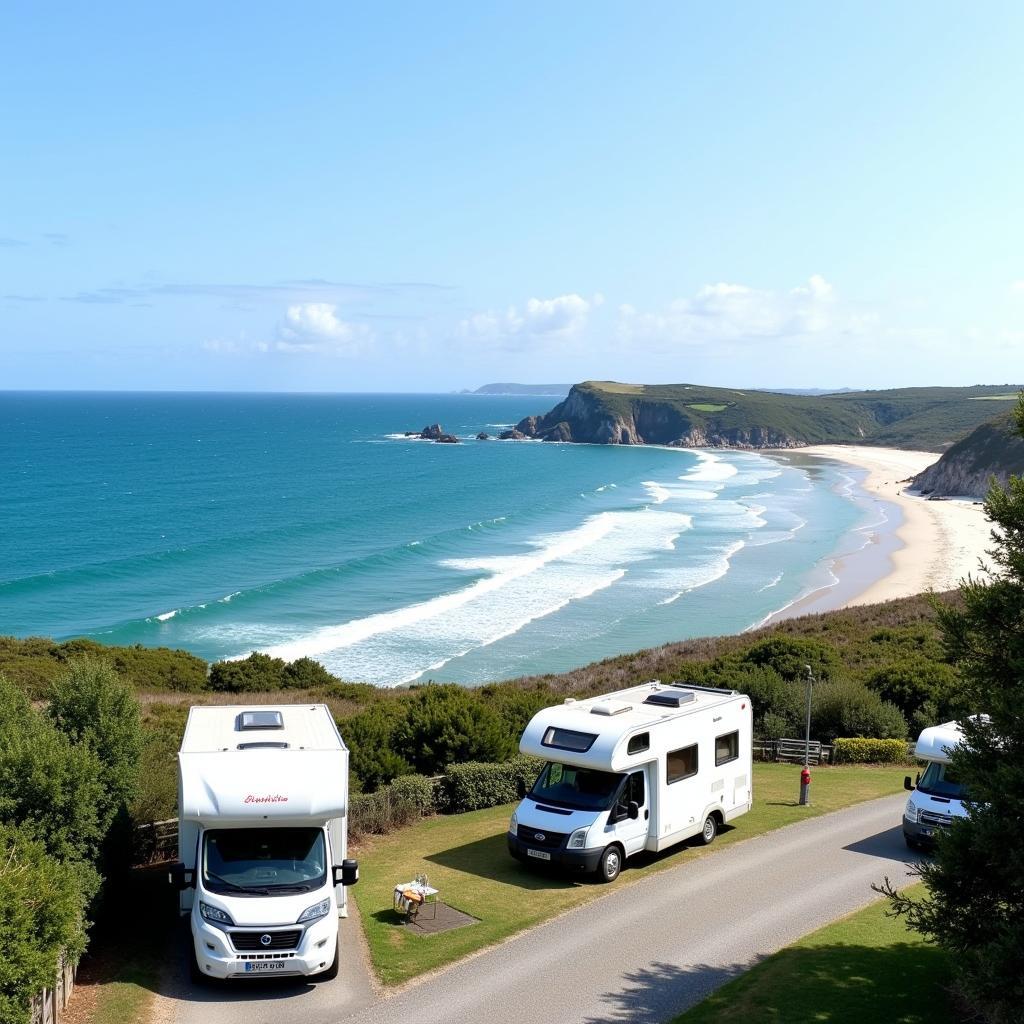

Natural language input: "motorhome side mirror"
[168,862,194,891]
[627,801,640,821]
[334,859,359,887]
[904,776,913,791]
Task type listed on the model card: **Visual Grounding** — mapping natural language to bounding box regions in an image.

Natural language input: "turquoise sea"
[0,393,887,686]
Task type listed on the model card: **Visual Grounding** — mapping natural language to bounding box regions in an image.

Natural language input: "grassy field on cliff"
[537,380,1022,451]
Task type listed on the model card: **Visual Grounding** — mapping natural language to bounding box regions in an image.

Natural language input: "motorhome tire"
[700,814,718,845]
[319,942,340,981]
[188,944,207,986]
[598,844,623,883]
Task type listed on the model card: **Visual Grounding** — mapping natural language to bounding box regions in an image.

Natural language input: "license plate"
[243,961,289,973]
[527,848,551,861]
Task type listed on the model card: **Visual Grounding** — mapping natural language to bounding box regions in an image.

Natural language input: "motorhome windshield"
[202,827,326,896]
[529,762,623,811]
[918,761,968,800]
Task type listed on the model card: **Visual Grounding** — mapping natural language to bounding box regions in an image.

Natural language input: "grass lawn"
[672,884,952,1024]
[354,762,908,986]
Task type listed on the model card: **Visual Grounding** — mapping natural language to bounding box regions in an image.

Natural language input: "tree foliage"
[879,393,1024,1024]
[0,825,87,1024]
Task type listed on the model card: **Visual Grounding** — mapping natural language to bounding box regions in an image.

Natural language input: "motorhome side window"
[715,731,739,766]
[542,727,598,753]
[627,732,649,754]
[667,744,698,784]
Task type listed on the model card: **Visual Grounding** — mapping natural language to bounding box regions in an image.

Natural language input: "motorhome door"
[611,768,649,856]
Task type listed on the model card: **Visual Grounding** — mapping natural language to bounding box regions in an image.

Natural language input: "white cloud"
[1010,280,1024,294]
[275,302,370,355]
[616,275,861,348]
[459,293,592,345]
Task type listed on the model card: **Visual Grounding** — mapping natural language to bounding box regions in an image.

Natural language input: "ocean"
[0,392,887,686]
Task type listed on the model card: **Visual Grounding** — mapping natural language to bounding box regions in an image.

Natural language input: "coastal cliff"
[912,412,1024,498]
[504,381,1024,452]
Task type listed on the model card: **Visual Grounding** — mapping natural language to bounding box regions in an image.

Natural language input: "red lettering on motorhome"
[244,794,289,804]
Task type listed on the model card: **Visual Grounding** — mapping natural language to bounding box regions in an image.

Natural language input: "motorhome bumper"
[507,834,604,872]
[192,916,337,980]
[903,816,940,849]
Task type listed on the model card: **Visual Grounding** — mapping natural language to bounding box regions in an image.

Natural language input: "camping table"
[393,881,440,921]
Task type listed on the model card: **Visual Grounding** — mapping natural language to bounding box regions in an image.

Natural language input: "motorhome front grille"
[230,929,302,951]
[517,825,567,848]
[920,811,952,828]
[236,952,293,961]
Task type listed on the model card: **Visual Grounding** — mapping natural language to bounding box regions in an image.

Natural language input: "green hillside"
[510,381,1022,451]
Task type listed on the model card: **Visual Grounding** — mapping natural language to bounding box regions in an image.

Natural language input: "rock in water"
[476,432,490,440]
[436,433,459,444]
[420,423,444,440]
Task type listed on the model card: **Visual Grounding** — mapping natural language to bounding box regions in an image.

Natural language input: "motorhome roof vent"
[643,690,696,709]
[237,741,290,750]
[590,700,632,717]
[237,710,284,731]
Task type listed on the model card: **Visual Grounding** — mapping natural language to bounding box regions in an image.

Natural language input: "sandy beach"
[764,445,993,622]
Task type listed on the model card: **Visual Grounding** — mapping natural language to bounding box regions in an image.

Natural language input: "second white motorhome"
[508,681,752,882]
[903,719,971,850]
[169,704,358,982]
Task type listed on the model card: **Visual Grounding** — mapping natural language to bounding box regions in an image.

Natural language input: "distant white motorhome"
[170,704,358,981]
[903,719,972,850]
[508,682,753,882]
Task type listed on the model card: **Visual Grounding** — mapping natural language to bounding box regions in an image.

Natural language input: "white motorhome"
[170,704,358,981]
[903,719,971,850]
[508,682,752,882]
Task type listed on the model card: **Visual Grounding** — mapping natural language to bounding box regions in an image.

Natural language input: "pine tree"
[878,394,1024,1023]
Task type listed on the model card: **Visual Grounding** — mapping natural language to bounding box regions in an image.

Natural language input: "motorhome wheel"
[598,845,622,883]
[700,815,718,845]
[318,940,339,981]
[189,943,207,986]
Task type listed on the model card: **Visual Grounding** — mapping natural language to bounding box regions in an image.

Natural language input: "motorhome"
[903,720,971,850]
[169,704,358,981]
[508,681,752,882]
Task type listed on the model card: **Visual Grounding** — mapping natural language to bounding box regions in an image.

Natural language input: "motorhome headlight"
[509,810,518,835]
[568,827,589,850]
[297,897,332,924]
[199,901,234,927]
[904,799,919,823]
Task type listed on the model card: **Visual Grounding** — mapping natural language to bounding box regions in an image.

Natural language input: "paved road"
[342,794,913,1024]
[160,794,913,1024]
[160,909,377,1024]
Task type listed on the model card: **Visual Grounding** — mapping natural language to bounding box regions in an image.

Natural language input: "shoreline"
[760,445,991,624]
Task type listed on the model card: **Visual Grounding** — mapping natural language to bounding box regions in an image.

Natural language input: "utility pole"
[800,664,814,806]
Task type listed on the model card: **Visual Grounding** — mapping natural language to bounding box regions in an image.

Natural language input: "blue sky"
[2,2,1023,391]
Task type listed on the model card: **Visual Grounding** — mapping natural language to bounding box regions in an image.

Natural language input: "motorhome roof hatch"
[237,710,284,731]
[644,690,696,709]
[590,701,632,716]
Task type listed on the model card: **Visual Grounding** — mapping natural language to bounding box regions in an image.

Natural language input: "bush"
[832,738,911,764]
[0,676,106,887]
[0,825,87,1024]
[866,658,960,731]
[393,684,517,776]
[348,775,438,839]
[344,702,413,791]
[740,636,842,682]
[810,678,908,744]
[48,658,142,833]
[208,652,287,692]
[442,756,543,813]
[282,657,338,690]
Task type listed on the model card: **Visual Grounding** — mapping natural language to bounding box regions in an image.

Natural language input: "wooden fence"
[28,954,75,1024]
[133,817,179,863]
[753,738,832,765]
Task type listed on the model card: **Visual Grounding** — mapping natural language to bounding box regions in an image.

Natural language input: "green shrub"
[0,825,88,1024]
[348,775,437,838]
[832,737,911,764]
[810,678,908,744]
[740,636,842,682]
[345,702,413,791]
[393,684,517,776]
[48,658,142,834]
[208,652,287,692]
[442,756,543,813]
[282,657,338,690]
[866,658,961,730]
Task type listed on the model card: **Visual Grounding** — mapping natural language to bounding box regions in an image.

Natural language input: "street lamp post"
[800,664,814,806]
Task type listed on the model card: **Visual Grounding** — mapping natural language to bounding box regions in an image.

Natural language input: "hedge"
[832,737,912,764]
[349,774,438,838]
[441,756,543,813]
